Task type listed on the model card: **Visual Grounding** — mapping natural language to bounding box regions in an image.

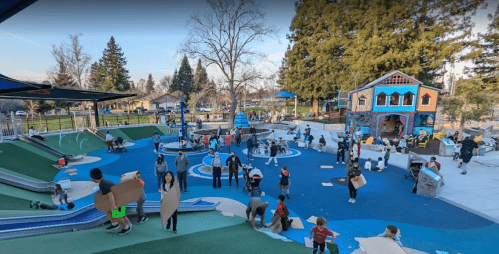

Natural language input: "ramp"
[0,171,56,193]
[0,198,219,240]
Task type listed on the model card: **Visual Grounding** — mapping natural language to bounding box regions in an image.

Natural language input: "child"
[364,158,373,171]
[31,201,75,210]
[276,194,293,231]
[374,157,385,172]
[90,168,131,235]
[384,149,390,169]
[279,166,290,199]
[453,143,462,161]
[378,225,402,247]
[225,132,231,153]
[133,171,147,223]
[203,135,209,147]
[55,184,68,204]
[309,217,335,254]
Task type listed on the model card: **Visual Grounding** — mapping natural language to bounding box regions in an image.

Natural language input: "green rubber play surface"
[0,183,54,210]
[103,128,132,142]
[44,132,106,156]
[119,126,162,140]
[0,143,59,182]
[11,140,59,161]
[96,221,308,254]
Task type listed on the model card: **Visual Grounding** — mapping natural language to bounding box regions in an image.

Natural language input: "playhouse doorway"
[377,114,407,137]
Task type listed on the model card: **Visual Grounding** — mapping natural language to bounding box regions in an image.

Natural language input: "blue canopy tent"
[271,91,299,118]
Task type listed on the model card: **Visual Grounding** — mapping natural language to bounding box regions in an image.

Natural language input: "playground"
[0,119,497,254]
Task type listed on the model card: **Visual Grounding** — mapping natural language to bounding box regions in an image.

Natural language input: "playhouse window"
[402,92,414,106]
[422,94,430,105]
[358,96,366,106]
[389,93,400,106]
[376,93,387,106]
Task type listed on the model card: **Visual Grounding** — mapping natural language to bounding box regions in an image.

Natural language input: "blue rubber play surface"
[54,136,499,254]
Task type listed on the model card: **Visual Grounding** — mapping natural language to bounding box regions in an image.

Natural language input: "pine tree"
[146,74,155,93]
[54,62,77,88]
[169,69,179,93]
[87,61,104,90]
[176,55,194,99]
[194,59,208,92]
[98,36,131,92]
[277,45,291,89]
[284,0,485,100]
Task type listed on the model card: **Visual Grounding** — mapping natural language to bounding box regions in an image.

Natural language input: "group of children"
[363,149,391,172]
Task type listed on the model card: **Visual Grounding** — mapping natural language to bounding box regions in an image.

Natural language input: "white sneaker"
[348,198,353,203]
[275,164,278,166]
[342,162,345,164]
[337,162,339,164]
[351,199,356,203]
[265,163,269,165]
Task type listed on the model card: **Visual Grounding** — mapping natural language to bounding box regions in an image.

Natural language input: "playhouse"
[345,71,441,138]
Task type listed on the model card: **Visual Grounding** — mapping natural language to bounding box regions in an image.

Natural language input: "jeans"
[384,158,389,168]
[136,193,146,217]
[313,240,326,253]
[154,142,159,152]
[348,180,357,199]
[212,167,222,188]
[247,148,253,159]
[227,145,231,153]
[177,171,187,191]
[337,151,344,162]
[229,170,239,187]
[453,152,460,161]
[166,210,177,231]
[157,172,166,190]
[281,216,291,231]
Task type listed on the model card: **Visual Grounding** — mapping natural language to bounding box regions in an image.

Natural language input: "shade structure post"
[294,96,297,118]
[94,101,100,128]
[180,98,186,140]
[0,114,4,142]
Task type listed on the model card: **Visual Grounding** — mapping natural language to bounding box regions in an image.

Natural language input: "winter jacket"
[270,145,278,157]
[279,171,290,186]
[225,156,242,172]
[152,134,161,144]
[155,161,168,174]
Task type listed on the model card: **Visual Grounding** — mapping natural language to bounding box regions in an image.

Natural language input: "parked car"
[15,110,27,116]
[158,107,165,113]
[199,107,213,112]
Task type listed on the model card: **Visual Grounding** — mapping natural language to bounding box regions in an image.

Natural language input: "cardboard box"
[350,174,367,189]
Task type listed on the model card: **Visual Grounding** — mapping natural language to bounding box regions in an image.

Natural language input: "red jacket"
[276,202,289,218]
[425,161,441,171]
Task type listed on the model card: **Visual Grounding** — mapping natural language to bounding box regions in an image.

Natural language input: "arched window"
[422,94,430,105]
[376,93,387,106]
[402,92,414,106]
[358,96,367,106]
[389,93,400,106]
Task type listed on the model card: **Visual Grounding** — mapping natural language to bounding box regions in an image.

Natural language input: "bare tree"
[180,0,278,128]
[158,75,172,94]
[50,34,91,89]
[137,79,146,94]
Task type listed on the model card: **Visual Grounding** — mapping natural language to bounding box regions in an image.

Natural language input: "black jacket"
[338,141,346,153]
[226,156,242,171]
[247,138,254,148]
[319,137,326,145]
[270,145,278,157]
[250,127,256,134]
[347,168,361,181]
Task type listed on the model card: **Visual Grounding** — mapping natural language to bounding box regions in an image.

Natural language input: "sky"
[0,0,497,90]
[0,0,295,86]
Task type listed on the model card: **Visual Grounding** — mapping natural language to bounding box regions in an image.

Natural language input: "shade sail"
[272,91,298,98]
[0,75,51,94]
[0,0,38,24]
[0,85,136,102]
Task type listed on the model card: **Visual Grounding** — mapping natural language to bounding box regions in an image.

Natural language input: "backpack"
[213,157,222,167]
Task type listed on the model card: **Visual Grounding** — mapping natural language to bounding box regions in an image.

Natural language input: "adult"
[459,136,479,175]
[396,137,407,154]
[161,171,181,234]
[245,197,270,229]
[398,123,405,137]
[265,141,278,166]
[90,168,130,235]
[336,137,346,164]
[28,126,46,141]
[226,152,242,188]
[152,131,161,153]
[347,163,362,203]
[174,151,190,192]
[304,124,311,137]
[250,124,257,135]
[416,132,428,147]
[268,130,275,142]
[449,131,459,143]
[154,154,167,192]
[211,152,223,188]
[216,125,223,139]
[247,136,254,161]
[235,127,242,147]
[316,135,326,152]
[105,131,115,153]
[276,195,293,231]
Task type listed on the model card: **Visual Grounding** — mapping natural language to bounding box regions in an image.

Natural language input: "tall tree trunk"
[229,92,238,129]
[458,116,466,141]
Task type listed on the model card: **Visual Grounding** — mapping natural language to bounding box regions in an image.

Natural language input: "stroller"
[114,137,127,153]
[242,165,263,196]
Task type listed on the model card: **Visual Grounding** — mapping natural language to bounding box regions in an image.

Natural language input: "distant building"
[133,93,179,110]
[345,70,441,137]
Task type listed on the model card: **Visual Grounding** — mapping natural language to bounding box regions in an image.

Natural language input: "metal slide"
[85,128,105,142]
[18,135,66,158]
[0,171,56,193]
[0,198,219,240]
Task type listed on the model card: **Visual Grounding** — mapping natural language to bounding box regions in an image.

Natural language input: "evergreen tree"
[169,69,179,93]
[465,3,499,90]
[87,61,104,90]
[146,74,155,93]
[276,45,291,89]
[98,36,131,92]
[176,55,194,99]
[54,62,77,88]
[193,59,208,92]
[285,0,485,99]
